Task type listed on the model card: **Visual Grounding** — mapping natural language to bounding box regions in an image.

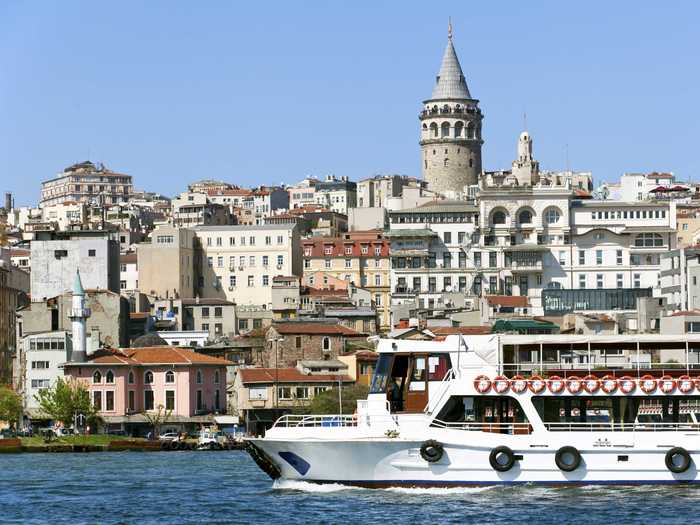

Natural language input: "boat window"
[409,357,427,391]
[433,395,530,434]
[428,353,452,381]
[369,354,392,394]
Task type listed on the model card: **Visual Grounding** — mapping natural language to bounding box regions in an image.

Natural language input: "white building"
[119,253,138,293]
[21,331,72,415]
[194,224,302,309]
[314,176,357,214]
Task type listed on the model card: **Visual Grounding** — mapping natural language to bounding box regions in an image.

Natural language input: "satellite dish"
[445,285,453,292]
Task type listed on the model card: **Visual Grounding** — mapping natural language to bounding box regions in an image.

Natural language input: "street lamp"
[267,336,284,409]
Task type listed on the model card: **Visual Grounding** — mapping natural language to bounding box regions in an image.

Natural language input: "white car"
[158,432,180,441]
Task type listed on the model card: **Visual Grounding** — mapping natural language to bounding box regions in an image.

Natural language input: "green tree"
[0,386,22,428]
[302,385,370,415]
[34,378,96,427]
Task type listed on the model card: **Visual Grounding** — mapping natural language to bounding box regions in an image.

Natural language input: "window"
[324,259,331,269]
[217,256,223,267]
[262,275,269,286]
[616,273,624,288]
[345,258,352,268]
[165,370,175,383]
[93,391,102,411]
[374,274,381,286]
[128,390,135,411]
[31,361,50,369]
[202,307,210,318]
[31,379,50,389]
[248,275,254,287]
[633,273,641,288]
[249,236,255,245]
[295,387,309,399]
[596,250,603,265]
[128,371,134,384]
[544,208,561,225]
[249,256,255,267]
[106,391,114,411]
[120,280,127,290]
[322,337,331,352]
[518,209,533,224]
[278,387,292,400]
[238,319,248,331]
[616,250,623,265]
[202,323,209,332]
[578,250,585,265]
[207,257,213,268]
[249,386,268,401]
[474,252,481,267]
[492,210,506,225]
[105,370,114,384]
[489,252,497,268]
[686,322,700,333]
[596,274,604,289]
[634,233,663,247]
[88,249,96,257]
[161,390,174,411]
[579,274,586,289]
[444,232,452,244]
[265,236,272,245]
[215,390,221,410]
[144,370,154,384]
[313,386,328,397]
[196,390,203,411]
[558,251,566,265]
[262,255,269,267]
[196,370,203,384]
[277,235,284,245]
[93,370,102,384]
[489,276,498,294]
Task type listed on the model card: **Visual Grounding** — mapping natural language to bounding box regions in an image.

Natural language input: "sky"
[1,1,699,206]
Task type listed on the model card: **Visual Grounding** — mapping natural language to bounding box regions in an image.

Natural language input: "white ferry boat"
[246,334,700,486]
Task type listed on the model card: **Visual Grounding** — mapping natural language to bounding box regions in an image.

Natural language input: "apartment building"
[40,161,133,208]
[119,253,138,293]
[151,297,236,339]
[301,232,391,330]
[137,225,197,300]
[171,191,232,228]
[314,176,357,214]
[195,224,302,308]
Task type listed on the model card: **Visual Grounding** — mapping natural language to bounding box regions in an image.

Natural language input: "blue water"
[1,451,700,524]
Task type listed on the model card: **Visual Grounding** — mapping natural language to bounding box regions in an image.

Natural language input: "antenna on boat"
[457,335,468,375]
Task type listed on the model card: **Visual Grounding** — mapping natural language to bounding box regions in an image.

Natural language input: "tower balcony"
[419,137,483,147]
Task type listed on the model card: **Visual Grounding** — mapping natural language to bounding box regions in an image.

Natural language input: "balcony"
[508,259,543,272]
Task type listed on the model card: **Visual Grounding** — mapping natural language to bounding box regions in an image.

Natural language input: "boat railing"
[544,421,700,432]
[273,414,358,428]
[424,368,455,416]
[430,418,532,434]
[497,361,699,376]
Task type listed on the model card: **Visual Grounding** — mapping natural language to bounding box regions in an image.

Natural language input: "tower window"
[469,158,473,168]
[444,158,449,167]
[444,149,448,154]
[441,122,450,138]
[433,149,436,155]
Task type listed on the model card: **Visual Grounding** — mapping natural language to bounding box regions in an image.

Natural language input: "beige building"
[137,225,197,299]
[194,224,302,308]
[676,209,700,247]
[40,161,133,208]
[301,232,391,330]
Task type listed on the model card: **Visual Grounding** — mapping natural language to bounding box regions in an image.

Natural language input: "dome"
[131,332,169,348]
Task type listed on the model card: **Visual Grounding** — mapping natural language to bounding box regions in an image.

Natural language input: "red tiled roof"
[272,323,363,336]
[302,286,348,297]
[239,368,353,384]
[486,295,529,308]
[670,310,700,317]
[430,326,492,335]
[66,346,233,366]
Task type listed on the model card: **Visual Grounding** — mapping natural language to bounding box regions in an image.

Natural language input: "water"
[1,451,700,524]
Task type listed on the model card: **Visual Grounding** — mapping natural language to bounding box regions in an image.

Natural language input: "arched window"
[128,370,134,384]
[442,104,450,113]
[466,122,475,139]
[518,209,533,225]
[322,337,331,352]
[547,281,563,289]
[196,370,203,384]
[443,158,449,167]
[430,122,438,138]
[105,370,114,384]
[92,370,102,384]
[492,210,507,225]
[440,122,450,138]
[214,370,220,384]
[144,370,154,384]
[544,207,561,225]
[454,121,464,138]
[165,370,175,383]
[422,123,428,131]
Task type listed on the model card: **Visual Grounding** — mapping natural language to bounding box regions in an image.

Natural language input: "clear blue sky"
[1,1,698,205]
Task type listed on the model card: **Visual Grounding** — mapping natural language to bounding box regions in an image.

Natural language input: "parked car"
[158,432,180,442]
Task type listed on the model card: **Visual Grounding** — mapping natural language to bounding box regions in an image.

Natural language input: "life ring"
[619,376,636,394]
[582,375,600,394]
[659,375,676,394]
[601,375,618,394]
[678,375,695,394]
[420,440,444,463]
[566,376,583,394]
[640,374,657,394]
[474,375,491,394]
[528,375,546,394]
[547,375,565,394]
[489,446,516,472]
[510,375,528,393]
[160,440,169,450]
[493,375,510,394]
[665,447,691,473]
[555,446,582,472]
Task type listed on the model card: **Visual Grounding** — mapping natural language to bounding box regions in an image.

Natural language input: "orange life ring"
[583,374,601,394]
[547,375,565,394]
[566,376,583,394]
[619,376,636,394]
[510,375,528,393]
[678,375,695,394]
[601,375,618,394]
[659,375,676,394]
[474,375,491,394]
[529,375,546,394]
[639,374,657,394]
[493,375,510,394]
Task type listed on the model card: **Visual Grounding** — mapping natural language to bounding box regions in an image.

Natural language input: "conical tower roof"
[431,23,472,100]
[73,268,85,296]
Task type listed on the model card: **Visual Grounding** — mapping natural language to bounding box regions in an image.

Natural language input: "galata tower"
[420,22,483,195]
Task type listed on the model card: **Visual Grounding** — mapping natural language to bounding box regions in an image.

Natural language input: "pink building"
[63,346,232,435]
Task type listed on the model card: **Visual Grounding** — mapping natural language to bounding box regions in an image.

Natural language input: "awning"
[214,415,240,425]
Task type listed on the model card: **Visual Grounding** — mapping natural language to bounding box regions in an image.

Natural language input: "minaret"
[420,20,484,195]
[69,269,91,362]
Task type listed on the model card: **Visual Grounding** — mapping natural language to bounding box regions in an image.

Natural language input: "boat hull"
[248,435,700,486]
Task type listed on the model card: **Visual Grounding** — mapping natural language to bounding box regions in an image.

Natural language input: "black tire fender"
[489,446,516,472]
[555,446,582,472]
[419,440,444,463]
[665,447,692,474]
